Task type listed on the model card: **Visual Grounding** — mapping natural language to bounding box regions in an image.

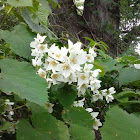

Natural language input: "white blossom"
[93,118,102,130]
[46,102,54,113]
[73,98,85,107]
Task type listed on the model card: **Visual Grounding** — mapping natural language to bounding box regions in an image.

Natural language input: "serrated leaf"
[0,24,35,59]
[0,59,48,107]
[7,0,32,7]
[98,58,118,72]
[57,85,77,107]
[63,107,95,140]
[117,67,140,86]
[17,113,70,140]
[100,106,140,140]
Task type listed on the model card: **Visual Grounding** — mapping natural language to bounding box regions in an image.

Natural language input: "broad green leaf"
[0,24,35,59]
[114,90,135,99]
[100,106,140,140]
[117,67,140,86]
[69,124,95,140]
[98,58,118,72]
[17,119,47,140]
[57,85,77,107]
[22,9,47,34]
[17,112,70,140]
[63,107,95,140]
[7,0,32,7]
[0,59,48,107]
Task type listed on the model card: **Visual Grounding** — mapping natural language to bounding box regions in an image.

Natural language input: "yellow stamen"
[80,75,86,80]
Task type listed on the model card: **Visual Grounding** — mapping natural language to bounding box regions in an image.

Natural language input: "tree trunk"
[49,0,120,56]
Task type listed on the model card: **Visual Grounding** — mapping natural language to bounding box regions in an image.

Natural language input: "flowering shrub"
[0,0,140,139]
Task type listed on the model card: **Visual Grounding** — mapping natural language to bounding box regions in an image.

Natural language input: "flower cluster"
[1,99,17,134]
[134,45,140,69]
[30,34,116,115]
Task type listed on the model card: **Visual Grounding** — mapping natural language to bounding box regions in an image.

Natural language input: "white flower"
[32,57,43,67]
[91,69,101,78]
[51,72,64,85]
[46,78,53,88]
[31,49,43,57]
[68,40,82,54]
[73,98,85,107]
[30,41,39,49]
[86,54,94,62]
[37,68,46,78]
[46,57,60,72]
[89,79,101,93]
[37,44,48,53]
[93,118,102,130]
[106,94,114,103]
[59,61,73,78]
[85,108,93,113]
[66,73,77,84]
[77,72,89,86]
[5,99,14,106]
[91,93,103,102]
[46,102,54,113]
[90,112,99,119]
[35,33,46,43]
[89,48,97,57]
[108,87,116,94]
[101,89,107,96]
[68,52,82,71]
[134,64,140,69]
[83,63,93,73]
[77,83,87,97]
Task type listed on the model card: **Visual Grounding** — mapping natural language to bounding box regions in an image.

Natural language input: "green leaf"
[100,106,140,140]
[98,58,118,72]
[17,119,47,140]
[57,85,77,107]
[7,0,32,7]
[63,107,95,140]
[117,67,140,86]
[17,112,70,140]
[114,90,136,99]
[0,24,35,59]
[0,121,12,131]
[0,59,48,107]
[22,9,47,34]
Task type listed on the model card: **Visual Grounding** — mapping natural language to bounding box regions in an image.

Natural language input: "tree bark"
[49,0,120,56]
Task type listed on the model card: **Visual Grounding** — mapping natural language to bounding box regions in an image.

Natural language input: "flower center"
[56,54,61,58]
[40,45,45,50]
[52,74,58,79]
[46,103,51,108]
[40,72,45,78]
[51,61,57,66]
[71,58,77,64]
[80,75,86,80]
[87,55,90,60]
[94,121,98,126]
[63,64,69,70]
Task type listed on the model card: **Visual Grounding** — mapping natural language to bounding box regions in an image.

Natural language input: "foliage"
[0,0,140,140]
